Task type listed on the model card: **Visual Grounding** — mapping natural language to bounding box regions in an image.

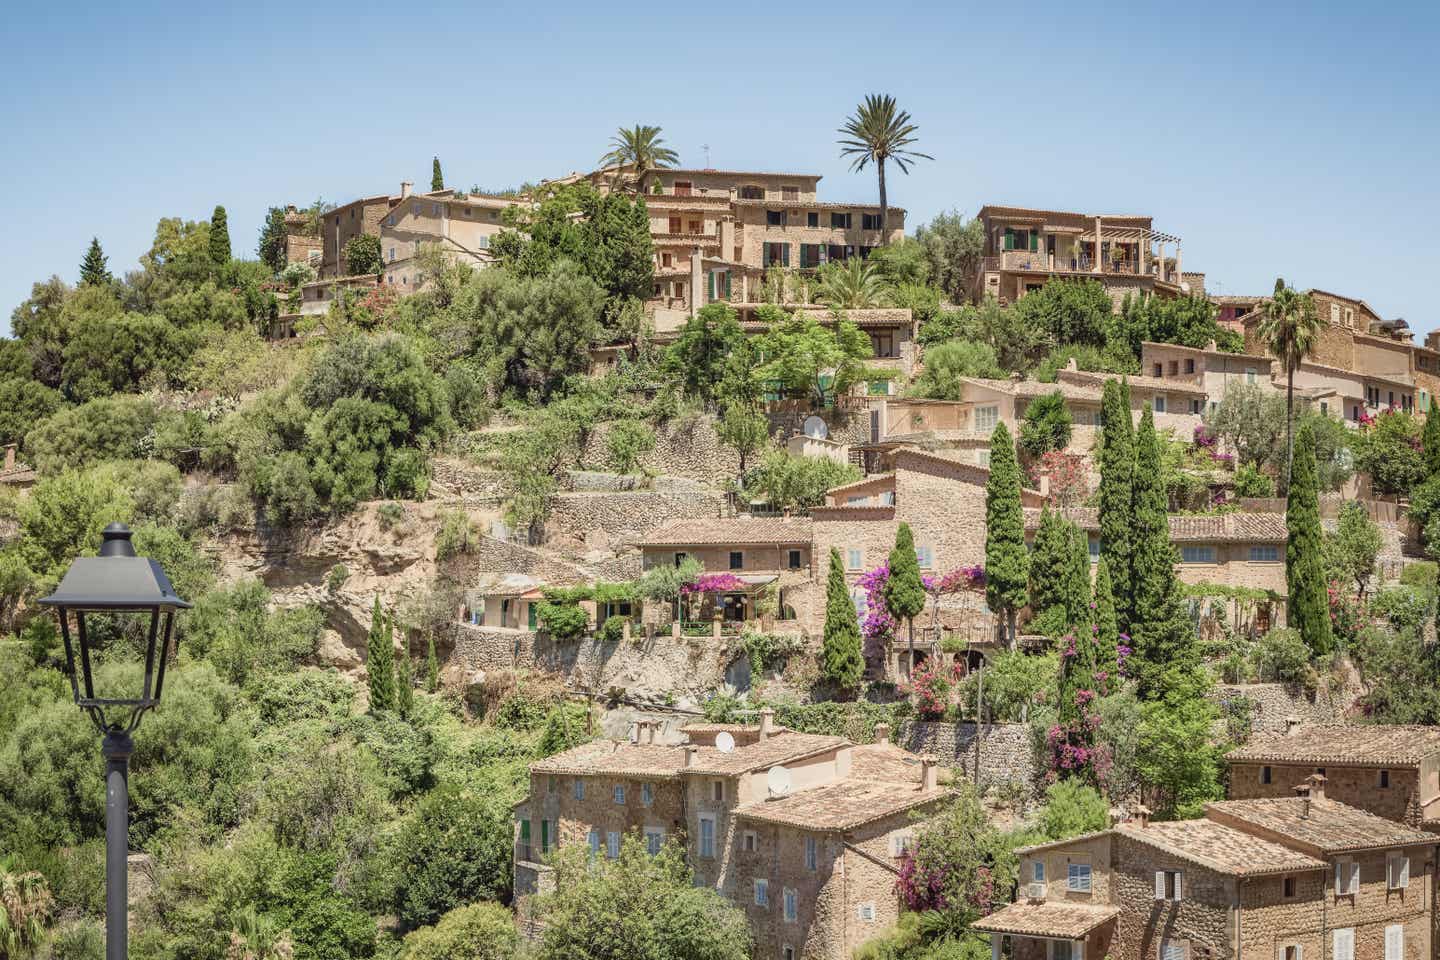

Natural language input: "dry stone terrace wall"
[581,416,741,484]
[898,721,1034,789]
[544,489,726,552]
[1213,680,1354,733]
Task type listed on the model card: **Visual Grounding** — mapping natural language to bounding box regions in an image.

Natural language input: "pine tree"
[209,205,232,264]
[1097,379,1135,635]
[1423,406,1440,477]
[366,597,397,713]
[985,422,1029,648]
[395,637,415,719]
[425,634,440,693]
[79,237,111,286]
[821,547,864,692]
[432,157,444,191]
[1129,408,1198,699]
[1287,422,1334,657]
[1092,558,1120,677]
[884,522,926,672]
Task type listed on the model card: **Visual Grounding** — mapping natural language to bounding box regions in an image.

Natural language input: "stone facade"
[898,721,1035,790]
[580,415,741,485]
[1212,682,1351,734]
[545,489,726,553]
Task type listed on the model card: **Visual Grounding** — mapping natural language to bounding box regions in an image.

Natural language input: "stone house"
[1211,294,1267,334]
[0,444,36,490]
[971,205,1197,308]
[981,784,1436,960]
[514,714,947,959]
[1139,342,1277,415]
[281,205,323,267]
[378,189,521,290]
[319,189,405,279]
[1226,724,1440,829]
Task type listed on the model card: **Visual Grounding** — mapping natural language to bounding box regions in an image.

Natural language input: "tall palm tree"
[597,125,680,195]
[837,95,933,245]
[0,855,52,957]
[1256,277,1322,486]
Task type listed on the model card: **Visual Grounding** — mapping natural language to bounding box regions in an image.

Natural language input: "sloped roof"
[735,777,945,831]
[1023,508,1287,543]
[1206,797,1437,853]
[528,741,689,779]
[1117,819,1325,877]
[1227,724,1440,767]
[636,518,813,547]
[972,902,1121,938]
[685,732,848,775]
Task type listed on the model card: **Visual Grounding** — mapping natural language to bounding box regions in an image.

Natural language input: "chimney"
[1108,806,1126,827]
[1296,783,1312,819]
[286,204,298,215]
[634,719,649,745]
[758,708,775,742]
[1067,358,1079,372]
[1307,772,1327,802]
[1132,804,1152,828]
[400,180,413,199]
[1205,340,1217,352]
[920,755,939,792]
[684,745,699,768]
[1284,715,1302,736]
[874,722,891,746]
[3,443,14,472]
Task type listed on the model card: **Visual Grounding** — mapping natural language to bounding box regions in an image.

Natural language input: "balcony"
[985,252,1159,276]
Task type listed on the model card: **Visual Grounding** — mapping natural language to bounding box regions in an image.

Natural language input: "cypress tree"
[1097,379,1135,635]
[258,206,288,274]
[821,547,864,692]
[1028,506,1068,616]
[985,422,1029,648]
[1423,406,1440,477]
[395,638,415,719]
[79,237,111,286]
[1063,522,1092,631]
[1093,558,1120,678]
[425,634,440,693]
[366,597,397,713]
[884,522,926,672]
[209,205,231,263]
[1129,408,1198,699]
[432,157,444,191]
[1287,423,1334,657]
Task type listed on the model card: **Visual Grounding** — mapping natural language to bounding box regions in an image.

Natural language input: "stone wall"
[898,721,1034,790]
[1212,680,1353,733]
[448,535,591,586]
[581,416,740,484]
[430,457,508,500]
[545,489,726,552]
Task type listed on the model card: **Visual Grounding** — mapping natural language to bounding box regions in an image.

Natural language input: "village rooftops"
[1205,797,1437,854]
[1024,508,1288,543]
[684,731,849,775]
[735,773,944,831]
[977,204,1154,225]
[636,517,813,547]
[972,902,1121,939]
[961,377,1105,403]
[1227,723,1440,767]
[531,729,847,780]
[1116,818,1326,877]
[1140,339,1272,362]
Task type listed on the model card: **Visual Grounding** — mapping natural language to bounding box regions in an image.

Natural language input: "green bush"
[24,395,158,475]
[1371,586,1432,635]
[435,509,477,561]
[597,614,627,645]
[377,501,406,529]
[1400,561,1439,594]
[183,580,323,685]
[1232,462,1275,498]
[1249,628,1310,683]
[398,902,520,960]
[327,563,350,594]
[389,785,514,929]
[537,601,588,642]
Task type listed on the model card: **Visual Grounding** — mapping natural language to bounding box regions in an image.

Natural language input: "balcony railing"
[985,253,1164,277]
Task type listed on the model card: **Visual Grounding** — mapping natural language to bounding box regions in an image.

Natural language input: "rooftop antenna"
[701,143,711,168]
[715,731,735,753]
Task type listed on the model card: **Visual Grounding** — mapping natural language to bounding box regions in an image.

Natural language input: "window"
[1153,395,1167,413]
[642,782,653,805]
[977,449,992,468]
[476,234,490,249]
[1380,769,1391,789]
[605,831,620,859]
[1153,363,1164,377]
[1385,925,1404,960]
[1066,863,1092,892]
[1282,948,1300,960]
[1181,546,1216,564]
[870,330,896,358]
[1333,929,1355,960]
[388,246,396,262]
[574,779,585,800]
[1345,307,1354,326]
[754,879,769,906]
[1331,303,1342,324]
[784,887,797,922]
[764,242,790,267]
[588,829,601,855]
[688,220,701,234]
[739,185,764,200]
[1246,367,1257,384]
[673,181,692,196]
[857,902,876,922]
[613,785,625,804]
[668,217,681,234]
[699,816,716,858]
[788,549,802,570]
[1169,360,1179,375]
[1089,538,1100,562]
[767,210,786,227]
[1283,876,1295,898]
[807,212,819,228]
[712,780,724,802]
[1190,399,1203,414]
[1184,358,1196,373]
[784,948,796,960]
[915,545,934,568]
[645,828,664,855]
[729,551,744,570]
[1335,857,1360,895]
[831,212,852,229]
[743,831,757,852]
[1049,942,1073,960]
[863,212,883,230]
[662,252,672,267]
[1388,852,1410,890]
[800,243,825,268]
[1262,765,1272,784]
[805,836,818,870]
[1161,941,1187,960]
[386,215,395,227]
[1032,860,1045,883]
[891,833,915,857]
[975,405,999,433]
[1155,869,1183,901]
[673,552,688,567]
[1249,546,1280,562]
[847,549,863,570]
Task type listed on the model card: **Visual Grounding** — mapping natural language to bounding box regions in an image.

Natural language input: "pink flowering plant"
[680,573,748,595]
[895,782,1012,919]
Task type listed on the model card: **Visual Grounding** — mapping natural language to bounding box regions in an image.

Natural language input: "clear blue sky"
[4,0,1436,336]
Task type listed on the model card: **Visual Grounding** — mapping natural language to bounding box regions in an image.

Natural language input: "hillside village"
[6,118,1440,960]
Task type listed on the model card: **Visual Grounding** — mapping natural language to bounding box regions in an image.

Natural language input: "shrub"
[1249,628,1310,684]
[398,902,520,960]
[596,614,626,644]
[327,563,350,594]
[537,601,588,642]
[605,420,656,475]
[1371,586,1432,635]
[1018,391,1073,458]
[435,509,477,561]
[389,786,515,929]
[1232,462,1275,498]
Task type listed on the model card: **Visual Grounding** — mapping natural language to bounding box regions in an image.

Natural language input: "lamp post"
[39,523,190,960]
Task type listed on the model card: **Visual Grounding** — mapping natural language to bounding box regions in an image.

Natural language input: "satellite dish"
[803,416,828,440]
[767,765,792,798]
[715,731,736,753]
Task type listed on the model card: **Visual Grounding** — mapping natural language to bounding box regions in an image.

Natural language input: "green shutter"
[708,272,715,299]
[521,819,531,841]
[1004,228,1014,251]
[782,244,790,267]
[724,272,732,298]
[541,819,550,852]
[528,604,537,629]
[1030,231,1039,252]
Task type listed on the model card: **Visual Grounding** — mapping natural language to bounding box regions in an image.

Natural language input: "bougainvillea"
[909,656,964,720]
[1327,580,1365,646]
[1026,450,1087,507]
[856,561,896,662]
[680,573,748,595]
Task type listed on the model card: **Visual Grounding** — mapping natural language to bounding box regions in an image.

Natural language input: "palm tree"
[817,258,885,309]
[597,125,680,195]
[0,855,52,957]
[1256,277,1322,486]
[837,95,933,246]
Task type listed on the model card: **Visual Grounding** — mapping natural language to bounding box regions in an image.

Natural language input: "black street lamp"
[39,523,190,960]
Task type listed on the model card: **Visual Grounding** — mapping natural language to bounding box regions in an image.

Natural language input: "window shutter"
[1004,228,1014,251]
[1400,855,1410,888]
[1155,871,1165,899]
[782,244,790,267]
[724,272,732,298]
[1334,861,1344,894]
[708,272,715,299]
[1350,860,1361,894]
[1385,925,1403,960]
[1174,871,1182,900]
[1030,231,1039,252]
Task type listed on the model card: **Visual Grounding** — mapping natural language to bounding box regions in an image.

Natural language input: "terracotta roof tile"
[531,741,689,779]
[1023,508,1287,543]
[1227,724,1440,767]
[685,732,848,775]
[736,778,946,831]
[972,902,1121,938]
[1205,797,1437,853]
[636,518,813,547]
[1117,819,1325,876]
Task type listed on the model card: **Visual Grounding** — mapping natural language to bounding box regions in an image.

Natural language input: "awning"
[972,902,1120,939]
